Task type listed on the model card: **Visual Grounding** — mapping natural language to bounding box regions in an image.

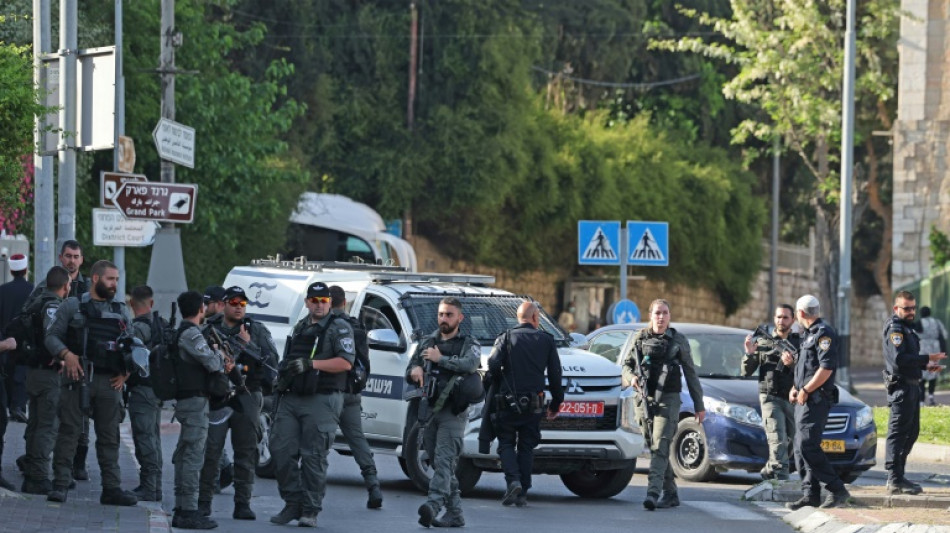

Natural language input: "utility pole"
[403,2,419,239]
[147,0,189,318]
[770,135,780,315]
[57,0,78,249]
[836,0,857,390]
[113,0,126,301]
[33,0,54,279]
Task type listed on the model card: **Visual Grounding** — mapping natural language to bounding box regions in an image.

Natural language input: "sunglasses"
[308,296,331,304]
[227,298,248,307]
[898,306,916,311]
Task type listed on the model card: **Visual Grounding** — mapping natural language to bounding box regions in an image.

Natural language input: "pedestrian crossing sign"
[627,221,669,266]
[578,221,621,265]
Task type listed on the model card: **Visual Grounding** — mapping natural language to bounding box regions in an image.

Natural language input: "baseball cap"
[307,282,331,298]
[796,294,820,312]
[224,286,248,301]
[8,253,27,271]
[203,285,226,303]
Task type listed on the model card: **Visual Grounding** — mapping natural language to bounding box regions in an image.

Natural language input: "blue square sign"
[578,221,621,265]
[627,221,669,266]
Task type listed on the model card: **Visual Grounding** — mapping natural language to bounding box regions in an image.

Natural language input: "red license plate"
[558,401,605,418]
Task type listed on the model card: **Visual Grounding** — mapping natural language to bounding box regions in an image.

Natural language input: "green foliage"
[873,406,950,446]
[0,43,37,204]
[930,226,950,270]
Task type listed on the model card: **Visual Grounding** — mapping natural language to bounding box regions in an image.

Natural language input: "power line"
[531,66,701,89]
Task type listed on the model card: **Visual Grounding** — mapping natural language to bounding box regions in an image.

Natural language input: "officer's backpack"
[4,294,59,366]
[151,312,184,402]
[343,315,370,394]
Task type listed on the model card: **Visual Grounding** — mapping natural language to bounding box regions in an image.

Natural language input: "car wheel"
[403,422,482,494]
[256,397,276,479]
[670,418,717,482]
[560,460,637,498]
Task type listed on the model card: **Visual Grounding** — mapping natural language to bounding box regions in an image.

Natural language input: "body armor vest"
[207,319,265,392]
[753,335,794,397]
[639,334,682,396]
[175,322,209,398]
[26,294,60,368]
[286,319,348,394]
[66,300,125,374]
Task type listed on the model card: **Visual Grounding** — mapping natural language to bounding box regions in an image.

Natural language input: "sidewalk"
[0,415,168,533]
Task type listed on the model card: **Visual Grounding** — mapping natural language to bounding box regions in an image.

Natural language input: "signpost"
[100,171,146,208]
[111,181,197,223]
[92,208,159,247]
[607,299,641,325]
[152,117,195,168]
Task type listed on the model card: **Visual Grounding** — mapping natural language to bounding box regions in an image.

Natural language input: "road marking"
[684,500,768,521]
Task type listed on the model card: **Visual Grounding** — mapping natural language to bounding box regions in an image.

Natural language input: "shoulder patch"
[339,337,355,354]
[471,345,480,358]
[818,336,833,351]
[889,332,903,347]
[46,306,59,319]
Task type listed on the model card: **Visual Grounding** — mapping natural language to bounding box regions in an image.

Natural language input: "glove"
[286,358,308,376]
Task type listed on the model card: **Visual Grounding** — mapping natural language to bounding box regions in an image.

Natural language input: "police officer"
[203,286,226,323]
[741,304,801,481]
[488,301,563,508]
[198,286,278,520]
[1,252,33,424]
[406,296,480,528]
[171,290,232,530]
[44,260,137,505]
[0,335,16,490]
[882,291,945,494]
[126,285,165,502]
[786,294,850,510]
[24,240,92,482]
[19,266,70,495]
[329,285,383,509]
[623,298,705,511]
[270,282,355,528]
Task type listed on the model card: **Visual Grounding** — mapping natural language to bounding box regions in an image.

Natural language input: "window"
[588,331,633,364]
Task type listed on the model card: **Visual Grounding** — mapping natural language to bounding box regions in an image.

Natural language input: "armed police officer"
[270,282,355,528]
[487,301,563,507]
[171,291,233,530]
[786,295,850,510]
[742,304,801,481]
[623,299,705,511]
[19,266,70,495]
[407,297,480,528]
[882,291,946,495]
[198,286,278,520]
[44,260,137,506]
[329,285,383,509]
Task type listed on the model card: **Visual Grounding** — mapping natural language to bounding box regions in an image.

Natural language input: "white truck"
[224,258,644,498]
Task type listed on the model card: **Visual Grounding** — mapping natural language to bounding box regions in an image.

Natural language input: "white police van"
[224,257,644,498]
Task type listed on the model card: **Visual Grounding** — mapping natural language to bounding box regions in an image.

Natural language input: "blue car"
[585,323,877,482]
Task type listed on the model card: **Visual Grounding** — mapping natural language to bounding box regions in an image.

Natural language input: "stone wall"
[408,234,888,367]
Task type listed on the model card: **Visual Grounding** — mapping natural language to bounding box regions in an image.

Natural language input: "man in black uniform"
[1,252,33,423]
[44,260,137,505]
[0,335,16,489]
[883,290,946,494]
[786,295,850,510]
[742,304,801,481]
[487,301,563,507]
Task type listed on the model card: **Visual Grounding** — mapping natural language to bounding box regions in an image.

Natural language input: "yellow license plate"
[821,439,846,453]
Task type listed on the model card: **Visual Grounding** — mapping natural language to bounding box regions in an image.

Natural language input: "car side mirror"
[569,332,587,348]
[368,329,404,353]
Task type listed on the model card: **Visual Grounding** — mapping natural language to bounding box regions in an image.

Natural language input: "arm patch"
[889,332,903,347]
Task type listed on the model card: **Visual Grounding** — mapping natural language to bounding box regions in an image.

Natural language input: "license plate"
[820,439,846,453]
[558,401,605,418]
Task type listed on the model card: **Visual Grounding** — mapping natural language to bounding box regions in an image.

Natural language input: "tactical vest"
[424,336,466,401]
[27,294,61,368]
[66,300,125,374]
[638,333,682,396]
[175,322,209,398]
[286,318,347,394]
[206,318,266,393]
[753,335,795,397]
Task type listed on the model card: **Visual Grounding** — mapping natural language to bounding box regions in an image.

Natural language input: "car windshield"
[400,292,569,346]
[686,332,754,379]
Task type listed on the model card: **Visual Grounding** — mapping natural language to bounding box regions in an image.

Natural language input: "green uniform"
[271,313,355,515]
[623,327,704,500]
[198,318,276,508]
[45,294,132,492]
[128,315,163,497]
[172,324,224,512]
[405,331,480,515]
[23,292,64,483]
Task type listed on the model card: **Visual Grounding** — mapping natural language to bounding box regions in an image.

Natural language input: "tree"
[653,0,900,319]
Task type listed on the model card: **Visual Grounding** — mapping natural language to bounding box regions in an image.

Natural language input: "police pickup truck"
[224,258,644,498]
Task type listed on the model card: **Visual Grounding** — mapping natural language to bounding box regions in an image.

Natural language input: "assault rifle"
[751,325,796,368]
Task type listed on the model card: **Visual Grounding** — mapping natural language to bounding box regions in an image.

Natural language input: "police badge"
[889,332,903,347]
[340,337,355,353]
[818,336,833,351]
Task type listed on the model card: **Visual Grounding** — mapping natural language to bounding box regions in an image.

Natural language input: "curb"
[745,480,950,509]
[753,502,950,533]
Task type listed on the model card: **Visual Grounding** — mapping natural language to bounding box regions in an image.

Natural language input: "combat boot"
[432,509,465,528]
[656,492,680,509]
[367,484,383,509]
[502,480,522,506]
[100,487,138,506]
[233,503,256,520]
[15,454,26,473]
[270,502,302,525]
[786,494,820,510]
[172,509,218,530]
[197,500,212,517]
[887,479,922,495]
[643,492,659,511]
[72,445,89,481]
[418,502,438,528]
[298,511,317,527]
[21,477,52,495]
[820,488,851,509]
[133,486,162,502]
[47,485,69,503]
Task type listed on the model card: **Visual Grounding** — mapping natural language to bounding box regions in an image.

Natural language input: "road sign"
[117,136,136,173]
[608,299,641,325]
[40,47,116,154]
[152,118,195,168]
[385,219,403,238]
[627,221,669,267]
[100,171,147,208]
[92,208,159,247]
[112,182,197,223]
[578,221,621,265]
